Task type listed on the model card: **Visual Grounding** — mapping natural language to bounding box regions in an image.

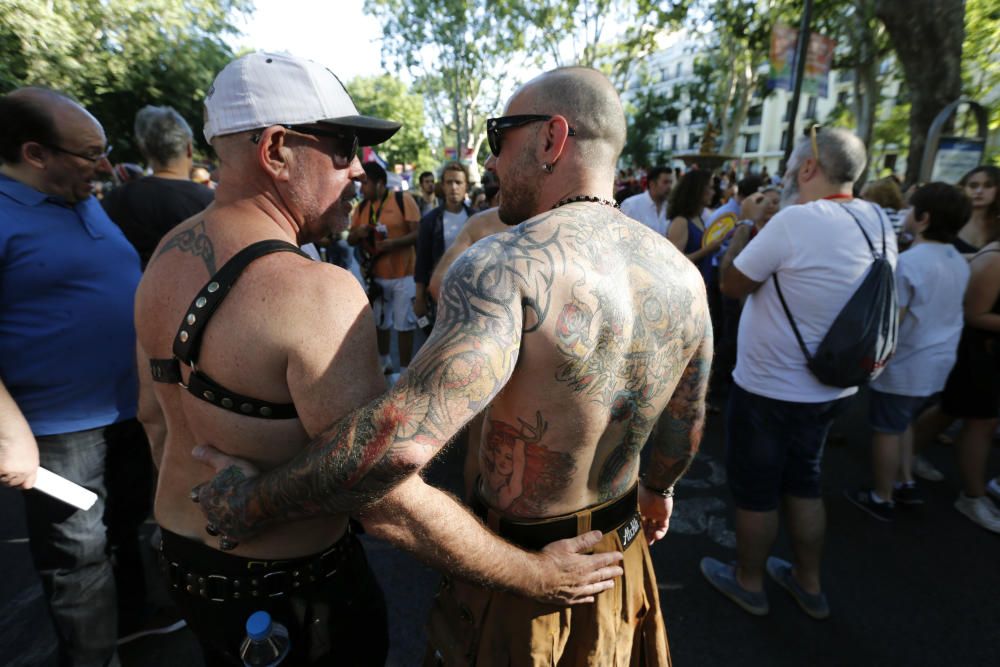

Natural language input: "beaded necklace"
[551,195,620,210]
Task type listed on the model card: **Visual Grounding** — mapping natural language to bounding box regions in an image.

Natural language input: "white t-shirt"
[620,190,670,236]
[733,198,899,402]
[871,242,969,396]
[442,209,470,249]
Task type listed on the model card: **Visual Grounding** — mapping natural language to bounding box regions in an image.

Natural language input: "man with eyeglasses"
[193,65,710,666]
[137,53,623,666]
[0,87,141,666]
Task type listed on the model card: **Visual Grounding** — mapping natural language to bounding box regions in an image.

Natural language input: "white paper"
[33,467,98,511]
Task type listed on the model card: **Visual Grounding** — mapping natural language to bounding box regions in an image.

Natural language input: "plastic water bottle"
[239,611,290,666]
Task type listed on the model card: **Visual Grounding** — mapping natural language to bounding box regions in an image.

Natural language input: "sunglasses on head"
[251,124,359,168]
[486,114,576,157]
[804,123,822,161]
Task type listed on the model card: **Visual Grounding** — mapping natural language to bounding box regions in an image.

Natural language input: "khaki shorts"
[424,527,670,667]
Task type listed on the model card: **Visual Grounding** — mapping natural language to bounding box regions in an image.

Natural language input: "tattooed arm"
[135,344,167,470]
[639,317,713,545]
[194,233,529,539]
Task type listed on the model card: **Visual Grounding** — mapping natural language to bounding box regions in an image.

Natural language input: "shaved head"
[516,67,626,167]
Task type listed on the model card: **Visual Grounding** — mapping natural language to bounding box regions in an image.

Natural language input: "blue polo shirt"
[0,173,141,436]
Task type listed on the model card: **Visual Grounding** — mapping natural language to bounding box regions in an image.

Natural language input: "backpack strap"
[838,201,889,259]
[394,190,405,218]
[772,274,814,364]
[173,239,310,364]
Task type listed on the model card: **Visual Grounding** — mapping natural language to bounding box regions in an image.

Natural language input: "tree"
[0,0,251,162]
[509,1,688,88]
[663,0,809,157]
[347,75,435,172]
[875,0,965,184]
[963,0,1000,162]
[365,0,689,181]
[364,0,534,183]
[622,63,678,167]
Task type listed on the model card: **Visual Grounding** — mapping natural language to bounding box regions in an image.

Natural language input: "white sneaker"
[986,477,1000,505]
[913,455,944,482]
[954,494,1000,534]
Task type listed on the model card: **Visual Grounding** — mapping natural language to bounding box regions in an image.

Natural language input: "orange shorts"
[424,525,670,666]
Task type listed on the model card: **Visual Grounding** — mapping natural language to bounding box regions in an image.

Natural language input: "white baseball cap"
[203,51,400,145]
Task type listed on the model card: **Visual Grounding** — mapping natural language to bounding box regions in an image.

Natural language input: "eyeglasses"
[251,124,359,168]
[805,123,822,161]
[42,143,113,164]
[486,114,576,157]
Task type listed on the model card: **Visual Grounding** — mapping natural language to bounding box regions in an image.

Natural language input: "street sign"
[920,99,988,184]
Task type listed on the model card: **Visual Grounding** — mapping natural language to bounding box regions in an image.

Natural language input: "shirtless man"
[195,66,711,666]
[427,206,508,299]
[137,53,622,666]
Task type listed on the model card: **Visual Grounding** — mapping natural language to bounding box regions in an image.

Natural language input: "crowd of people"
[0,48,998,667]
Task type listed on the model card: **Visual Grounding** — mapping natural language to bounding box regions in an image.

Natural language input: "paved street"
[3,386,999,665]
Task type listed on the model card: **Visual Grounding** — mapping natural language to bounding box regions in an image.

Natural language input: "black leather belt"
[470,484,639,552]
[159,532,352,602]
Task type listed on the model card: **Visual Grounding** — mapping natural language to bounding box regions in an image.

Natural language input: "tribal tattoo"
[156,220,217,274]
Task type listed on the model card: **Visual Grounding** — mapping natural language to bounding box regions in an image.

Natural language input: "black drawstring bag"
[774,202,898,388]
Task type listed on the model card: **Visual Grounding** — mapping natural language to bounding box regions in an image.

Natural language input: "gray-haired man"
[103,105,214,267]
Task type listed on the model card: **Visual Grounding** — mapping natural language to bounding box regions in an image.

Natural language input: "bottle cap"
[246,611,273,640]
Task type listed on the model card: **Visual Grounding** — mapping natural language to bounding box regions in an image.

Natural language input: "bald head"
[0,87,110,202]
[0,87,98,165]
[516,67,626,168]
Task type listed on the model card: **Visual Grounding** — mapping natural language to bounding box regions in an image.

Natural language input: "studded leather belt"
[158,527,353,602]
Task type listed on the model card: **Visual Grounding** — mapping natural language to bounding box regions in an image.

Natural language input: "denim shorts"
[726,384,850,511]
[869,390,932,434]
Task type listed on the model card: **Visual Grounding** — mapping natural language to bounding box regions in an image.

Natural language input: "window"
[675,62,682,78]
[747,105,763,126]
[837,90,849,107]
[780,130,788,151]
[689,133,700,149]
[745,133,760,153]
[805,96,818,119]
[671,134,678,150]
[783,100,794,121]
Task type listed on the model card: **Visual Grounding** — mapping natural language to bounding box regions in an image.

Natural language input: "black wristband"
[640,477,675,498]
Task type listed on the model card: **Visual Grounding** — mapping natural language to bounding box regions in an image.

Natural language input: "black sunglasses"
[486,115,576,157]
[251,124,359,168]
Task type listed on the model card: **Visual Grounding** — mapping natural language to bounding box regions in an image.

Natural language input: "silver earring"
[542,162,553,173]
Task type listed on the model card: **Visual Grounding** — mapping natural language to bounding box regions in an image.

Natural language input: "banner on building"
[768,24,837,97]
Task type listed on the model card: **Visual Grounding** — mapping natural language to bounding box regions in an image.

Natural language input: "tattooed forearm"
[156,220,217,274]
[645,322,712,489]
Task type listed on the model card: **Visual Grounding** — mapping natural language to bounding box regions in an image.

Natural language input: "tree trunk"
[875,0,965,185]
[850,0,879,186]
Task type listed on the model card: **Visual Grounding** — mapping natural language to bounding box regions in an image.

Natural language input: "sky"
[228,0,387,82]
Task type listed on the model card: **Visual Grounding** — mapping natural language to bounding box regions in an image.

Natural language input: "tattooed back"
[429,204,709,519]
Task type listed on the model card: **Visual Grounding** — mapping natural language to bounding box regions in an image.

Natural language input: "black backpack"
[773,202,898,388]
